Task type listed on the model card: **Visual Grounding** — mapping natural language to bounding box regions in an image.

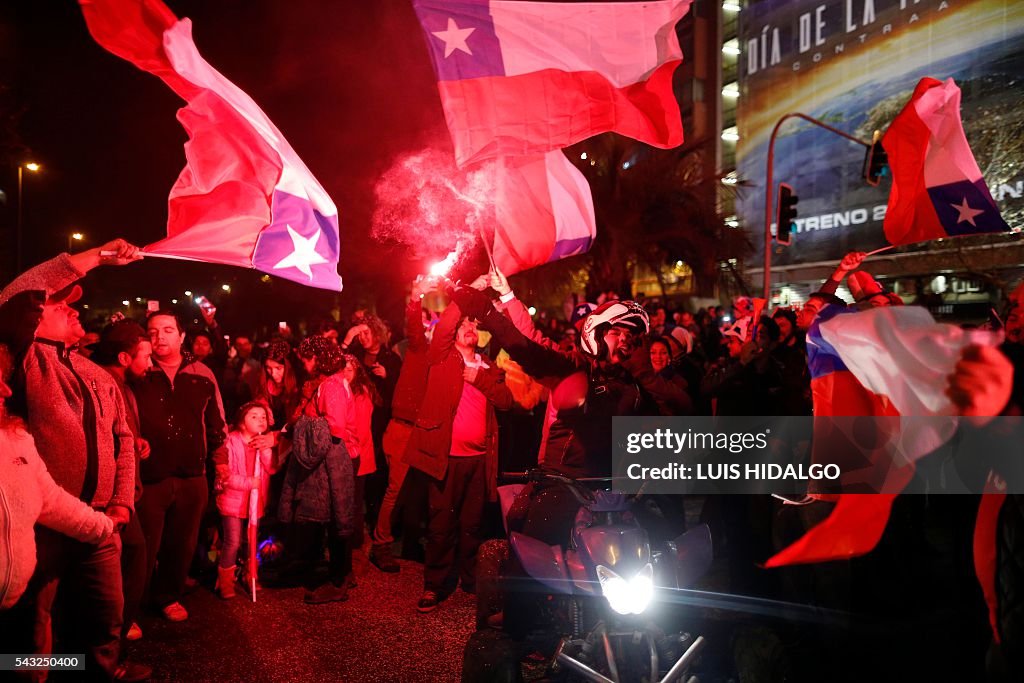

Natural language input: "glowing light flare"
[23,162,40,172]
[429,249,459,278]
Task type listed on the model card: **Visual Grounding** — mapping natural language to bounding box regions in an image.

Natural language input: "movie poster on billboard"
[736,0,1024,267]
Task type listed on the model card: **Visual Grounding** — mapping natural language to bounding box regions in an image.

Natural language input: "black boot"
[370,542,400,573]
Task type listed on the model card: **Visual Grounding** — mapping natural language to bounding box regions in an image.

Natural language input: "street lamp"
[68,232,85,253]
[16,162,41,272]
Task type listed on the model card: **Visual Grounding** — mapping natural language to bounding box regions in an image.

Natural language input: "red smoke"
[371,147,497,266]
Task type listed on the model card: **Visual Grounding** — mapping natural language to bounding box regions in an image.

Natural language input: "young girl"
[342,354,381,548]
[214,401,277,599]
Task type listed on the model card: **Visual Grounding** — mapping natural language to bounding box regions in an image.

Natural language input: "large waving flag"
[79,0,342,291]
[413,0,689,168]
[881,77,1010,247]
[766,305,999,567]
[413,0,690,274]
[491,151,596,275]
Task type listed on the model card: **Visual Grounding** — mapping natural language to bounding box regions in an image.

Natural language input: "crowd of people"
[0,237,1022,681]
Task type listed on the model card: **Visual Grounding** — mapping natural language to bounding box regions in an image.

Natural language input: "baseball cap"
[46,283,83,306]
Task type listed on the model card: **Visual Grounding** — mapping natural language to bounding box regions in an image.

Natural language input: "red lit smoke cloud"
[371,147,497,267]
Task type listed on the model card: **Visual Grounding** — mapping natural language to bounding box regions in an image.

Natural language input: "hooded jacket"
[278,415,354,534]
[213,431,277,518]
[1,427,113,609]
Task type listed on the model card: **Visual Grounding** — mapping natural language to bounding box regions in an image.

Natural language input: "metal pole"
[16,165,23,273]
[762,113,871,300]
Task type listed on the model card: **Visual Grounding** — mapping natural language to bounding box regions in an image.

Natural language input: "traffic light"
[862,130,888,186]
[775,182,798,245]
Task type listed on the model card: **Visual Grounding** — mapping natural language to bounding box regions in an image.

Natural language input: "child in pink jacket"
[213,401,278,599]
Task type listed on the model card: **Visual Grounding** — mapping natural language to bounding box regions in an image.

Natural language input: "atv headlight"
[596,563,653,615]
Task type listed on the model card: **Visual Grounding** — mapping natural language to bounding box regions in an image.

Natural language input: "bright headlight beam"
[596,563,654,615]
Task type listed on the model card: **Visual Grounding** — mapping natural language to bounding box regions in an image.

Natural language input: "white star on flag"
[432,17,475,58]
[273,225,328,280]
[950,197,985,227]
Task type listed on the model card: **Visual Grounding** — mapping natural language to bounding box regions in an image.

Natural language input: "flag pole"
[99,249,200,262]
[865,245,894,257]
[479,223,496,273]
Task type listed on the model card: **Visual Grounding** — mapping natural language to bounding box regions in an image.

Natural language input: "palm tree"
[514,134,751,302]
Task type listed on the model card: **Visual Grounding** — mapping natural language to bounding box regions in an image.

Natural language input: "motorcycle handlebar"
[499,470,613,485]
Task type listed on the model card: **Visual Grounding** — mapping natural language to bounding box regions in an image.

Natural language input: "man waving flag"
[79,0,342,291]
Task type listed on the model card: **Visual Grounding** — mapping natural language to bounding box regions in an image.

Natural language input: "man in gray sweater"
[0,239,150,682]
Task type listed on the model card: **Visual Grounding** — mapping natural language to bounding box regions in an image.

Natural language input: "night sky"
[1,0,458,333]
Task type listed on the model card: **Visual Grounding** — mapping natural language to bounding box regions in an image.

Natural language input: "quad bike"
[464,470,712,683]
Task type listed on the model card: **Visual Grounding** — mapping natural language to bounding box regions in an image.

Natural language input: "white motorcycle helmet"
[580,300,650,359]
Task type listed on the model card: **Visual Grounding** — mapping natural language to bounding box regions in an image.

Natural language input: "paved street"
[125,549,475,683]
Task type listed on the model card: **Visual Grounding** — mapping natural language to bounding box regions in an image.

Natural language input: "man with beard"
[0,240,150,681]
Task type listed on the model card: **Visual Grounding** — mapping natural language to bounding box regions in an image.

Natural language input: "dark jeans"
[290,521,352,590]
[218,516,244,570]
[17,527,124,681]
[119,512,146,639]
[424,455,485,594]
[136,475,208,609]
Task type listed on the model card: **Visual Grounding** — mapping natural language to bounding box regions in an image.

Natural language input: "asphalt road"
[125,549,475,683]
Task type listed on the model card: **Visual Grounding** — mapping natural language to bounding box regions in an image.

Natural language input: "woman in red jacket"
[342,355,381,549]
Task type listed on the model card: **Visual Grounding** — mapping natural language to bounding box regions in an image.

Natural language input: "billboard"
[736,0,1024,267]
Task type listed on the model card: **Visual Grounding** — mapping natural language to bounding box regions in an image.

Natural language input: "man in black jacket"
[132,310,228,623]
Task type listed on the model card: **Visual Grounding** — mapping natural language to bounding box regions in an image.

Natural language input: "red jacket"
[391,298,430,424]
[403,302,513,501]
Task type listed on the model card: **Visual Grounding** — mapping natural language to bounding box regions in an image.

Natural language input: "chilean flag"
[79,0,342,291]
[882,77,1010,246]
[490,150,596,275]
[766,305,999,567]
[413,0,689,168]
[414,0,689,275]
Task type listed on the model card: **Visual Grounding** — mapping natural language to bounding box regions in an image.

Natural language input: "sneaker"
[416,590,440,613]
[113,661,152,682]
[370,543,400,573]
[125,622,143,642]
[304,582,348,604]
[161,602,188,622]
